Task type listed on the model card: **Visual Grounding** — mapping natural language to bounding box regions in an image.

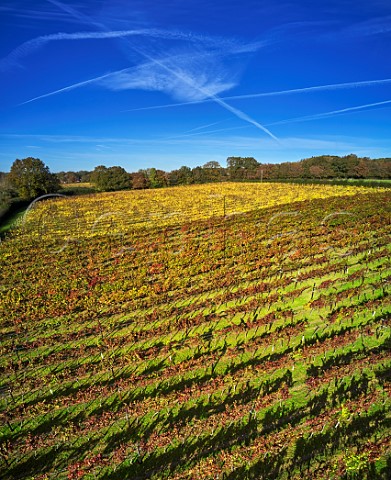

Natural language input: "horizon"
[1,0,391,173]
[2,152,389,176]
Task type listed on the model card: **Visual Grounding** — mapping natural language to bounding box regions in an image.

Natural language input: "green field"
[0,185,390,479]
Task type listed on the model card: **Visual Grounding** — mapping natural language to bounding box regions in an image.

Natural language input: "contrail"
[223,78,391,100]
[45,0,279,142]
[211,97,279,140]
[182,119,229,134]
[167,124,249,140]
[1,30,143,70]
[122,78,391,112]
[18,68,134,105]
[266,98,391,126]
[18,48,228,105]
[171,98,391,137]
[0,0,260,71]
[47,0,104,28]
[1,28,233,71]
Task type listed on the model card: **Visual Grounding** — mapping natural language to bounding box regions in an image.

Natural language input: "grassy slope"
[0,201,30,237]
[0,187,390,479]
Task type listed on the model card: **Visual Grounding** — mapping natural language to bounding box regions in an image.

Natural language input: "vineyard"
[0,182,390,479]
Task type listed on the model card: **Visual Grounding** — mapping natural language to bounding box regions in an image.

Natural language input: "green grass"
[0,202,28,236]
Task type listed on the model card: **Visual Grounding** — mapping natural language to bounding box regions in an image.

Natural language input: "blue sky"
[1,0,391,173]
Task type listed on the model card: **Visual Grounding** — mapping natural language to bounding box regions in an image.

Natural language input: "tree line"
[59,154,391,191]
[1,154,390,207]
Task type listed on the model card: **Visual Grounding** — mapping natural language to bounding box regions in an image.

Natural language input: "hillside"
[0,183,390,479]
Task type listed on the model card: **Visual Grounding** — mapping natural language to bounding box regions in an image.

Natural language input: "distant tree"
[8,157,60,200]
[90,165,131,191]
[203,161,221,169]
[146,168,169,188]
[253,163,275,180]
[56,171,81,184]
[178,165,193,184]
[67,172,80,183]
[132,171,149,189]
[225,154,391,182]
[167,171,178,186]
[77,170,92,182]
[89,165,106,189]
[157,169,169,187]
[285,162,305,179]
[309,165,327,179]
[191,166,207,184]
[169,166,193,186]
[379,160,391,178]
[351,160,370,179]
[146,168,158,188]
[202,161,224,182]
[330,155,355,178]
[227,157,259,179]
[0,173,17,212]
[56,171,66,183]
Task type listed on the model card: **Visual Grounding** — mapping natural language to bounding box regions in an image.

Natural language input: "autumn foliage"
[0,183,390,479]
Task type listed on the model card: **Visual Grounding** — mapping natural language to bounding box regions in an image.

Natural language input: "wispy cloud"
[2,132,390,169]
[0,132,363,151]
[166,124,250,140]
[18,49,239,105]
[47,0,105,29]
[168,96,391,139]
[15,0,278,141]
[96,50,238,102]
[0,3,85,24]
[267,99,391,126]
[182,119,230,134]
[95,144,113,152]
[123,78,391,112]
[108,44,278,138]
[341,15,391,37]
[177,98,391,137]
[1,27,254,72]
[0,133,149,144]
